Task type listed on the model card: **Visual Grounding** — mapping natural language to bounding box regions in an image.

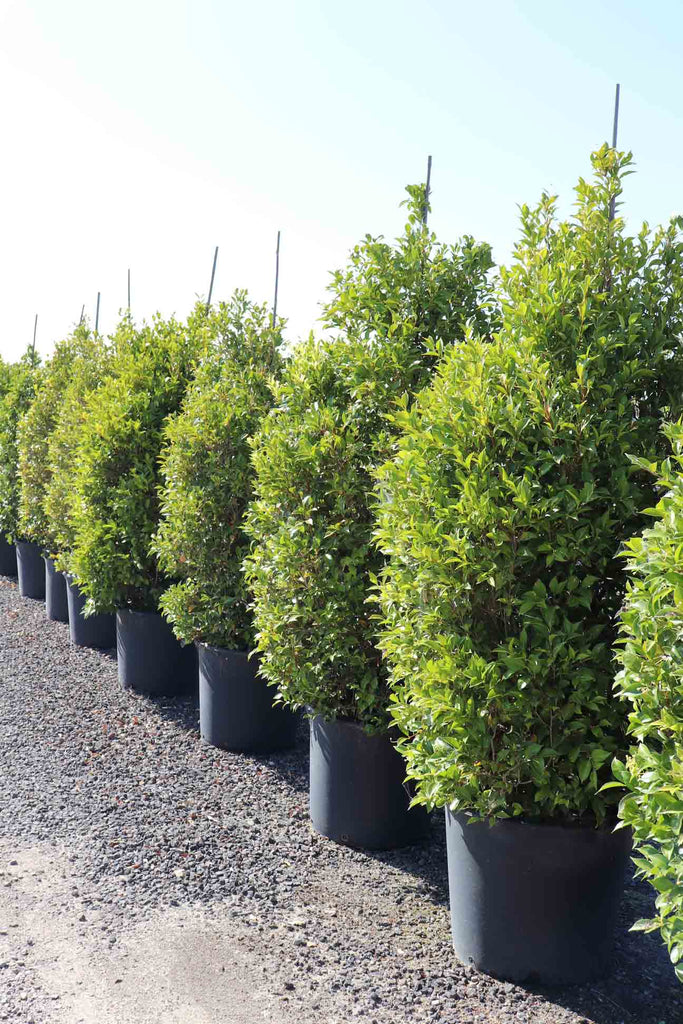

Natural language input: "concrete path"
[0,841,291,1024]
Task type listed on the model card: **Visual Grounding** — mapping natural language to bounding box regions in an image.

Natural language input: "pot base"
[44,557,69,622]
[198,644,298,753]
[65,576,116,649]
[16,541,45,599]
[0,535,16,576]
[309,715,429,850]
[117,609,197,696]
[445,809,632,985]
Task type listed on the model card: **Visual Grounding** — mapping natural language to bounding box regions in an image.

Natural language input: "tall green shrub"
[244,186,494,731]
[18,323,97,549]
[45,327,111,567]
[153,293,282,649]
[615,423,683,982]
[0,350,42,543]
[0,357,14,403]
[374,148,683,819]
[68,308,207,613]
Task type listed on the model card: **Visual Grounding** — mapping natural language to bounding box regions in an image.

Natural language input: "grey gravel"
[0,575,680,1024]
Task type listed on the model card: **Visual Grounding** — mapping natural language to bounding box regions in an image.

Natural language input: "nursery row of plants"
[1,143,682,987]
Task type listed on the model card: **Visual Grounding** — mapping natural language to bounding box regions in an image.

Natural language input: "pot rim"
[196,640,251,656]
[116,607,163,619]
[448,807,627,835]
[309,711,397,738]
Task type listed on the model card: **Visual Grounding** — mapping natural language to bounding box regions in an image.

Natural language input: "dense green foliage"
[45,328,111,566]
[615,425,683,982]
[321,183,496,345]
[0,357,14,400]
[68,309,206,613]
[374,148,683,818]
[18,324,96,549]
[153,293,282,649]
[244,186,495,731]
[0,351,42,542]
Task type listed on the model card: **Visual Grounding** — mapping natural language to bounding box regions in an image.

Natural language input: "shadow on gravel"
[149,693,312,795]
[148,691,201,736]
[358,812,450,906]
[263,743,310,795]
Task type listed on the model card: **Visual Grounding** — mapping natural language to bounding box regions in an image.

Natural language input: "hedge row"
[0,146,680,979]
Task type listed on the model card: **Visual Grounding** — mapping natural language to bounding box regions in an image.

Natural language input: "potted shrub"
[0,350,43,597]
[245,185,495,848]
[373,148,683,981]
[153,292,297,751]
[17,323,97,622]
[614,423,683,984]
[43,325,115,646]
[0,355,19,576]
[68,308,207,692]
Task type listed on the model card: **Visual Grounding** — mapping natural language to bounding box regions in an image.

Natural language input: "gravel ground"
[0,575,680,1024]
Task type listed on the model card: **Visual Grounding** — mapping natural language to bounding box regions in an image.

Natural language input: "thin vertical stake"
[272,230,281,328]
[32,314,38,361]
[612,83,620,148]
[609,83,621,223]
[206,246,218,312]
[95,292,101,334]
[422,155,432,226]
[79,304,85,325]
[127,268,131,311]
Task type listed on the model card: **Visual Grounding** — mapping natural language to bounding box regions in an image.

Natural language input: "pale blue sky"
[1,0,681,359]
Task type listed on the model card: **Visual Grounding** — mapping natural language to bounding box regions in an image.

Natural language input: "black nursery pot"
[0,534,17,576]
[117,609,197,696]
[197,644,299,753]
[44,557,69,623]
[65,575,116,649]
[309,715,429,850]
[445,809,633,985]
[15,541,45,599]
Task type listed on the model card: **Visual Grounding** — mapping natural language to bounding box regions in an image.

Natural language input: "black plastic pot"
[65,575,116,649]
[44,556,69,622]
[197,644,298,753]
[117,609,197,696]
[0,535,17,576]
[445,809,632,984]
[16,541,45,599]
[309,715,429,850]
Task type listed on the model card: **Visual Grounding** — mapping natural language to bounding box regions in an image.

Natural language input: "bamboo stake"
[422,155,433,227]
[609,83,621,223]
[95,292,101,334]
[206,246,218,312]
[272,230,281,328]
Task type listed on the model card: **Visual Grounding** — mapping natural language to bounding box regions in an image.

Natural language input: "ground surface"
[0,576,680,1024]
